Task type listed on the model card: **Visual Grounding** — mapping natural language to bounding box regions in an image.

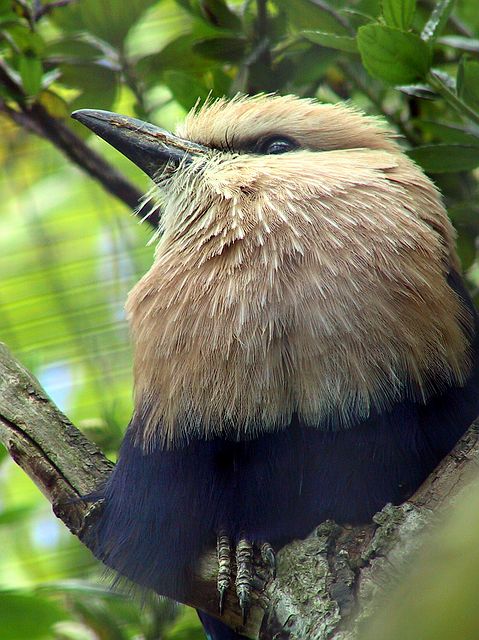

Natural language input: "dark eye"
[256,136,299,155]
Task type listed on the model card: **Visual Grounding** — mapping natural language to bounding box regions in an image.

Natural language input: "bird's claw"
[215,532,276,625]
[217,530,231,615]
[235,538,253,624]
[260,541,277,579]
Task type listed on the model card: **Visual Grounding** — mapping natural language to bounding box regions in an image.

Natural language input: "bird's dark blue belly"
[89,375,479,598]
[88,271,479,598]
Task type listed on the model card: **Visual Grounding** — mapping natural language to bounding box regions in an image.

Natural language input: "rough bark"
[0,341,478,639]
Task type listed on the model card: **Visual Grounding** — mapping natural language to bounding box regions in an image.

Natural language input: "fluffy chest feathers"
[127,143,470,447]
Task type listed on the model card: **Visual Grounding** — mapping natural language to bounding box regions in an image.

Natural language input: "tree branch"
[0,62,159,228]
[0,340,478,639]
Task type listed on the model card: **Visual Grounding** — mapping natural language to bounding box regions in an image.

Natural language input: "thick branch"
[0,341,477,639]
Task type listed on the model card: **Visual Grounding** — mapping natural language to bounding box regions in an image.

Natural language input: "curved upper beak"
[71,109,209,179]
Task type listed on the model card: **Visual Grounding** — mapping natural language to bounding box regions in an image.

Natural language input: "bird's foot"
[217,530,231,615]
[216,531,276,624]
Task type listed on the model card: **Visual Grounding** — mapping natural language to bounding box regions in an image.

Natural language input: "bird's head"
[72,95,438,261]
[73,95,471,447]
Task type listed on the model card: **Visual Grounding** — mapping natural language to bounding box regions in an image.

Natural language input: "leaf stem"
[421,0,457,42]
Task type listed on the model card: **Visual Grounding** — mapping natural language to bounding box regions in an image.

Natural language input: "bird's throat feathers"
[126,96,472,448]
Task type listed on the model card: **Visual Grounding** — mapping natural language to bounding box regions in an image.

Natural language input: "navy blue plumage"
[87,270,479,639]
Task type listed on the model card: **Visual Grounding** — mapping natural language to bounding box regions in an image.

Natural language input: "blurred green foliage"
[1,0,479,637]
[359,471,479,640]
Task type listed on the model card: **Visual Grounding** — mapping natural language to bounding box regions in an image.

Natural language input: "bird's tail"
[197,611,248,640]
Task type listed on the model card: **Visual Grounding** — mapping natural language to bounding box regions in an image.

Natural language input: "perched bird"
[72,95,479,640]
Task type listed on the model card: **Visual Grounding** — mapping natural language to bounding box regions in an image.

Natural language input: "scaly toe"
[217,530,232,615]
[235,537,253,624]
[260,541,276,579]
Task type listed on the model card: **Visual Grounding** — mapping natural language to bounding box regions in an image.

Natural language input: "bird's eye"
[256,136,299,155]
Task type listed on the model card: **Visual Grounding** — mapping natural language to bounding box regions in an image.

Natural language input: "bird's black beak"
[71,109,208,179]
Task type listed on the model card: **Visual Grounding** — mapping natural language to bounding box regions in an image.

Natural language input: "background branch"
[1,340,477,639]
[0,62,159,227]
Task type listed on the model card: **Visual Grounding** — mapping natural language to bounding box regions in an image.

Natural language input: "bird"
[72,94,479,640]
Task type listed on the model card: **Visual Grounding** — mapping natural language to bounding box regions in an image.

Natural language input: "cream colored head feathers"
[127,94,471,448]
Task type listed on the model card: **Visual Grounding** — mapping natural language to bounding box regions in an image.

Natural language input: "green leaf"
[164,606,205,640]
[49,0,156,47]
[125,0,203,60]
[281,44,336,87]
[0,591,64,639]
[193,36,246,62]
[163,71,210,111]
[18,53,43,96]
[421,0,455,42]
[357,24,432,84]
[199,0,242,31]
[137,34,214,80]
[341,9,376,28]
[275,0,350,35]
[0,0,16,18]
[415,120,479,145]
[46,37,103,63]
[457,57,479,112]
[38,90,70,118]
[407,144,479,172]
[382,0,415,30]
[60,62,118,112]
[0,505,36,526]
[302,30,358,52]
[2,24,44,55]
[427,68,479,127]
[210,68,232,96]
[398,83,436,99]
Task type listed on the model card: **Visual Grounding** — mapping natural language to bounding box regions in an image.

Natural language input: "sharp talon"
[218,536,272,621]
[218,586,226,616]
[235,538,253,625]
[241,602,249,626]
[237,583,250,623]
[217,530,231,615]
[261,542,276,579]
[238,585,250,626]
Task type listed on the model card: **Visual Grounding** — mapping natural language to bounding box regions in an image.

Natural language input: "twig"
[33,0,79,21]
[309,0,352,34]
[421,0,457,43]
[428,69,479,128]
[256,0,268,40]
[0,61,160,227]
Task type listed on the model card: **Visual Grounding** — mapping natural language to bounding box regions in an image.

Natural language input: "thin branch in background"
[0,60,160,227]
[33,0,79,21]
[256,0,268,40]
[428,69,479,128]
[309,0,352,34]
[421,0,457,42]
[0,99,44,136]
